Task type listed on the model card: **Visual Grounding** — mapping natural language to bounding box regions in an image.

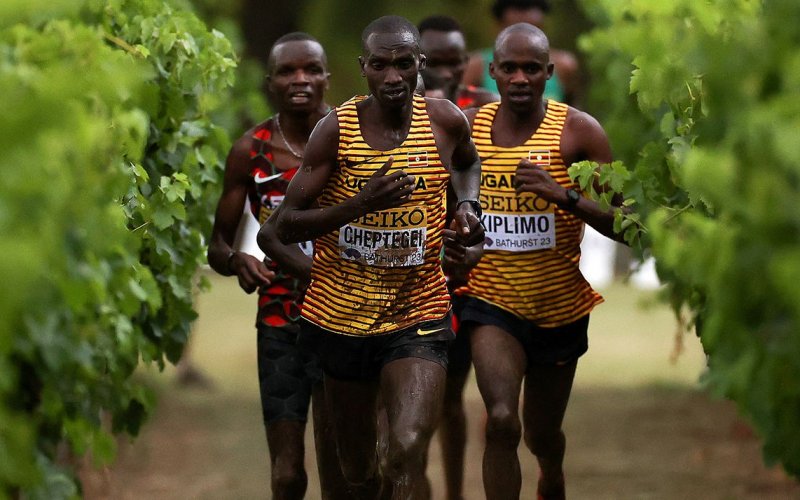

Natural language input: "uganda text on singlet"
[301,94,451,336]
[455,100,603,327]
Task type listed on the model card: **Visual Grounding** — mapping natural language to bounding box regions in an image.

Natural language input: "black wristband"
[456,199,482,219]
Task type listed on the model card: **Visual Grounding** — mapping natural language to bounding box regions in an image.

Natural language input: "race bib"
[482,211,555,252]
[339,206,427,267]
[481,156,557,252]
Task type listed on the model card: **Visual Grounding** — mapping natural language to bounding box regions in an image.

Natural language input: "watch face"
[568,189,581,203]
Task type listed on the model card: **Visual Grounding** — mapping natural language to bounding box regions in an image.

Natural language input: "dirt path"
[81,277,800,499]
[82,382,799,499]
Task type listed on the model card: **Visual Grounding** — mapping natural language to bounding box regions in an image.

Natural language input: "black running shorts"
[453,296,589,367]
[298,315,455,381]
[257,325,322,424]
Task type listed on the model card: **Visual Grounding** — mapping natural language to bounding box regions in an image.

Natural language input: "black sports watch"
[560,188,581,210]
[456,199,482,219]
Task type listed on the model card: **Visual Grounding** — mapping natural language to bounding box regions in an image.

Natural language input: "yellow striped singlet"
[456,100,603,327]
[300,94,451,336]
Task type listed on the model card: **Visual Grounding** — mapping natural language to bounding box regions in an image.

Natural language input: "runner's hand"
[453,203,485,247]
[356,157,416,212]
[229,252,275,294]
[515,159,564,203]
[443,223,483,287]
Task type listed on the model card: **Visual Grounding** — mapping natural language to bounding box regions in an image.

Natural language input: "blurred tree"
[187,0,595,106]
[241,0,312,69]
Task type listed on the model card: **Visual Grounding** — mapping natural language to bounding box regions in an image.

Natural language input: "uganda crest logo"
[529,149,551,167]
[406,151,428,168]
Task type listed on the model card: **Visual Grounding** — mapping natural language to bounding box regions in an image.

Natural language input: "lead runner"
[260,15,483,499]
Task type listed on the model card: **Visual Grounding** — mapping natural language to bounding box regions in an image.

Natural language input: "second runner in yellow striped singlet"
[455,100,603,327]
[301,94,452,336]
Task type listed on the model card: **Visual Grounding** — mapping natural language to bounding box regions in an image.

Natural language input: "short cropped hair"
[361,15,420,54]
[267,32,327,72]
[273,31,320,47]
[494,22,550,54]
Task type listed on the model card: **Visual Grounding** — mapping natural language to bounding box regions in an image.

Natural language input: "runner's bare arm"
[208,133,276,293]
[429,98,484,246]
[515,108,626,243]
[267,111,417,244]
[257,204,313,286]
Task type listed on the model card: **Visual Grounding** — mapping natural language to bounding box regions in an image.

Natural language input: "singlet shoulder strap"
[543,100,569,130]
[335,96,366,161]
[472,101,500,137]
[250,119,277,175]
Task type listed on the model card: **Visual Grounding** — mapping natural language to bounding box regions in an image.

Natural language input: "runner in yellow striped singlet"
[261,16,483,500]
[460,101,603,325]
[456,24,625,500]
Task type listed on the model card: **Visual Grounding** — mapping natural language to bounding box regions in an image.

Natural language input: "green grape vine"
[576,0,800,476]
[0,0,236,496]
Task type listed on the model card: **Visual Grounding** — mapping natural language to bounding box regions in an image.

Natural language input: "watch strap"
[560,188,581,210]
[456,199,482,219]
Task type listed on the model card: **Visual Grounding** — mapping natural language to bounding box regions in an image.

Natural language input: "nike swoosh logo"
[416,327,446,336]
[254,172,284,184]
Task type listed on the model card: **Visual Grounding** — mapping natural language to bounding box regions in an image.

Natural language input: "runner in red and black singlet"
[207,33,347,500]
[247,121,311,328]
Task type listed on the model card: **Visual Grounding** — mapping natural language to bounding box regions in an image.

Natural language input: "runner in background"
[417,14,493,500]
[462,0,581,106]
[207,32,347,499]
[419,15,498,110]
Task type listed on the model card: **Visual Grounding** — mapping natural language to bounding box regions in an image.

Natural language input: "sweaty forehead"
[365,31,417,55]
[272,40,325,67]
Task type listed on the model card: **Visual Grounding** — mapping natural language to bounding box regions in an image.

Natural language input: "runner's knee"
[486,404,522,446]
[271,459,307,497]
[384,427,427,477]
